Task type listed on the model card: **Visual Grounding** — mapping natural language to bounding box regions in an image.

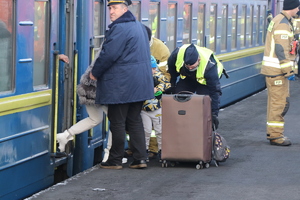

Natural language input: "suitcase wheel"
[162,160,168,168]
[196,164,202,170]
[196,162,210,170]
[170,161,176,167]
[205,163,210,168]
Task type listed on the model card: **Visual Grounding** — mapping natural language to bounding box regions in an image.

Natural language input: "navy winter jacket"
[92,11,154,104]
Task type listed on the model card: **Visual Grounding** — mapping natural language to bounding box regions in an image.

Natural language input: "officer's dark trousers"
[107,102,147,165]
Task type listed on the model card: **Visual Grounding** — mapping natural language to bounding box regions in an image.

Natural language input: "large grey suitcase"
[161,93,212,169]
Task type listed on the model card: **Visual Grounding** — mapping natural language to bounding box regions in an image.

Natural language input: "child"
[141,55,171,162]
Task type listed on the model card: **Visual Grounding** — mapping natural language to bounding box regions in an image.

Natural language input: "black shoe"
[129,160,147,169]
[270,137,291,146]
[100,161,122,169]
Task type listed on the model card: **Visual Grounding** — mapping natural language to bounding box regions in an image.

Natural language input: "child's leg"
[151,108,162,151]
[140,110,152,149]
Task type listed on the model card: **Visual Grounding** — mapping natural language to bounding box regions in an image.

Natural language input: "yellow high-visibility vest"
[175,44,223,85]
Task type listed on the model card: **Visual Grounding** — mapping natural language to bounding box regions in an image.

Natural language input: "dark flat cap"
[184,44,199,65]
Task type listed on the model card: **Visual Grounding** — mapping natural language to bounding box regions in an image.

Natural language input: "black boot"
[129,160,147,169]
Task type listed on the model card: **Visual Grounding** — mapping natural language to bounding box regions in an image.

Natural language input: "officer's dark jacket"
[92,11,154,104]
[168,47,222,115]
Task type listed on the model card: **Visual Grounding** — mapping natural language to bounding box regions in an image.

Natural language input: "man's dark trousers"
[107,101,147,164]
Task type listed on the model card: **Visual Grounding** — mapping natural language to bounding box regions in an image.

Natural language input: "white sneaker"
[122,158,128,164]
[102,148,110,162]
[56,130,73,152]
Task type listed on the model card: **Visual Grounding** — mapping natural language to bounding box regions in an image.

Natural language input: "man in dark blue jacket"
[90,0,154,169]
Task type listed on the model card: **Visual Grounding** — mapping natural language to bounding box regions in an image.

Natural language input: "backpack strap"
[212,124,219,167]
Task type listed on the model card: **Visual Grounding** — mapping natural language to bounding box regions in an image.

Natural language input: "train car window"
[197,3,205,47]
[94,0,105,52]
[33,1,49,87]
[149,2,160,38]
[183,3,191,44]
[256,5,260,45]
[209,4,216,51]
[221,4,228,51]
[0,0,13,92]
[128,1,141,21]
[249,5,254,46]
[231,4,238,49]
[166,3,177,51]
[240,5,246,48]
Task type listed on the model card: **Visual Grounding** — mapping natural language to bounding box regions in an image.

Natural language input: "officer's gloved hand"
[287,74,296,81]
[212,115,219,130]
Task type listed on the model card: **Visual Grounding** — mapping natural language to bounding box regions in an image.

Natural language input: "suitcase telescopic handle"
[173,91,194,102]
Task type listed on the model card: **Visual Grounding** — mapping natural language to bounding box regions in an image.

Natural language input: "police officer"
[167,43,223,129]
[261,0,300,146]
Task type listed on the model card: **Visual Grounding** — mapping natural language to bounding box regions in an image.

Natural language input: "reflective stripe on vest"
[175,45,223,85]
[262,56,294,69]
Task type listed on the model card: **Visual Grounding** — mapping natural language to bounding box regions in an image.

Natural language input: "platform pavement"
[25,80,300,200]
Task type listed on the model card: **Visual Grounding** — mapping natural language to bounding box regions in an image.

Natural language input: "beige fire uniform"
[261,11,296,140]
[150,37,171,80]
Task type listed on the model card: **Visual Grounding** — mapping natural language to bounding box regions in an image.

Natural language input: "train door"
[51,0,78,180]
[62,0,77,134]
[71,0,108,174]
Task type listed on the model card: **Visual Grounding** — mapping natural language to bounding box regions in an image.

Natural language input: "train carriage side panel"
[0,0,60,199]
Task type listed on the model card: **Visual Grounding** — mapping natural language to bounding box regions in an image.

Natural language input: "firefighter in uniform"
[261,0,299,146]
[167,43,224,129]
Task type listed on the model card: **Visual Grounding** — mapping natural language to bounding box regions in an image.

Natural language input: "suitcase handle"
[173,91,194,102]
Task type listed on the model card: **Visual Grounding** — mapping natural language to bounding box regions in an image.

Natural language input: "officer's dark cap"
[184,44,199,65]
[107,0,132,6]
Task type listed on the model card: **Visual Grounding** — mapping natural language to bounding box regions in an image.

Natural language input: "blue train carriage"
[0,0,107,199]
[0,0,59,199]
